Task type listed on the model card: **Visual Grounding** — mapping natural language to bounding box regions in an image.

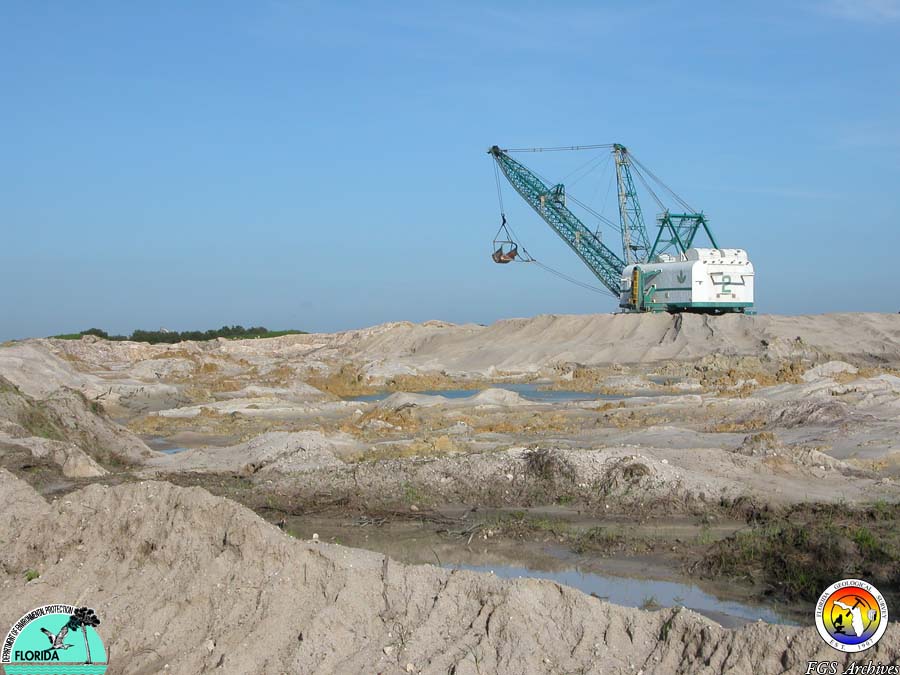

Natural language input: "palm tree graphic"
[66,607,101,664]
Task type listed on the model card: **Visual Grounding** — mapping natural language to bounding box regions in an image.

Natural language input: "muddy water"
[143,432,240,454]
[458,560,793,627]
[287,516,801,628]
[145,437,188,454]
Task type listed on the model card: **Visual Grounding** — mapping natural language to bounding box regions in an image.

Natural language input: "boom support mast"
[613,144,652,265]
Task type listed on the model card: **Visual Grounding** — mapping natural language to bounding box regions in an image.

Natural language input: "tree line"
[54,326,305,344]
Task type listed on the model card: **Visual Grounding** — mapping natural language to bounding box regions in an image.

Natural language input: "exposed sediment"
[2,471,898,675]
[2,312,900,672]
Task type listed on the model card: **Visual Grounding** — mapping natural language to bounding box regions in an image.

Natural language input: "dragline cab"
[619,248,754,313]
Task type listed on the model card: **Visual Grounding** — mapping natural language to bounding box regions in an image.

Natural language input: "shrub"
[523,447,576,483]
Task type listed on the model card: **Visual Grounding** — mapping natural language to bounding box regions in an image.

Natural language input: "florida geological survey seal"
[815,579,888,653]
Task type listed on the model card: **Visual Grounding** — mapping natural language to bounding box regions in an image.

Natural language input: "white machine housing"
[619,248,754,313]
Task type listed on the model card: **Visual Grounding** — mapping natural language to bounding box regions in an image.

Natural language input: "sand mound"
[375,389,530,412]
[0,343,93,398]
[30,313,900,385]
[736,432,868,476]
[0,432,107,477]
[146,430,353,474]
[349,312,900,375]
[467,388,529,406]
[377,392,452,410]
[0,376,154,464]
[46,334,176,366]
[216,382,330,402]
[1,472,896,674]
[39,388,156,463]
[0,342,184,416]
[126,357,197,380]
[802,360,858,382]
[769,399,854,427]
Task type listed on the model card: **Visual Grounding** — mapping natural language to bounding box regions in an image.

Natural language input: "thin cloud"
[700,184,843,199]
[252,1,654,58]
[820,0,900,21]
[837,125,900,149]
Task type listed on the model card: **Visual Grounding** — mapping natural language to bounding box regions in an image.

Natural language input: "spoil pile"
[2,470,896,674]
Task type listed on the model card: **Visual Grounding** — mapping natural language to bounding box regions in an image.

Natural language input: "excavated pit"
[2,312,900,672]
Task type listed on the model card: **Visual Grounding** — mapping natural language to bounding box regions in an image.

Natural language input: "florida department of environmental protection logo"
[2,605,107,674]
[815,579,888,653]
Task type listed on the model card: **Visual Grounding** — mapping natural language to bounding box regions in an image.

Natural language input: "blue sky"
[2,1,899,340]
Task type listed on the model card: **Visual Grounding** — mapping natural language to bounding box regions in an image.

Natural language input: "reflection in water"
[346,383,624,403]
[144,437,189,454]
[288,518,799,628]
[450,562,796,626]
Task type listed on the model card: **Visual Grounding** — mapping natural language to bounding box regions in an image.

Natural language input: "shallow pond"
[453,560,794,627]
[144,437,189,454]
[346,383,634,404]
[287,516,801,628]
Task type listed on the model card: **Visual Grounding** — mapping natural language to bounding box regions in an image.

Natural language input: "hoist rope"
[490,155,618,299]
[627,152,696,213]
[563,152,608,187]
[530,260,618,297]
[488,143,706,300]
[567,193,620,232]
[594,169,616,239]
[524,163,620,233]
[629,161,668,212]
[493,161,506,216]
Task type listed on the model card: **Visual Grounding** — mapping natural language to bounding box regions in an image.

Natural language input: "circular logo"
[2,605,107,674]
[815,579,888,652]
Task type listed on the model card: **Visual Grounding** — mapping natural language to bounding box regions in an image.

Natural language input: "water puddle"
[346,383,626,404]
[452,561,795,627]
[287,516,800,627]
[144,436,189,454]
[143,432,238,455]
[498,383,616,403]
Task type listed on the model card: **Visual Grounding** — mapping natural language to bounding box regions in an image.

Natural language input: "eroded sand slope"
[2,470,897,675]
[2,312,900,674]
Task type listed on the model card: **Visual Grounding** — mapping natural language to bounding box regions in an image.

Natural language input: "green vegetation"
[486,514,641,556]
[24,569,40,582]
[640,595,661,611]
[571,525,625,553]
[401,482,425,505]
[659,607,681,641]
[489,512,572,539]
[51,325,306,344]
[852,526,890,562]
[699,502,900,603]
[20,405,65,441]
[696,523,715,546]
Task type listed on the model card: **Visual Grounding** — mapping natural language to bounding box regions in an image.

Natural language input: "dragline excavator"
[488,144,754,314]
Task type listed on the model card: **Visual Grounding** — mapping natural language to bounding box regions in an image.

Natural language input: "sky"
[2,0,899,340]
